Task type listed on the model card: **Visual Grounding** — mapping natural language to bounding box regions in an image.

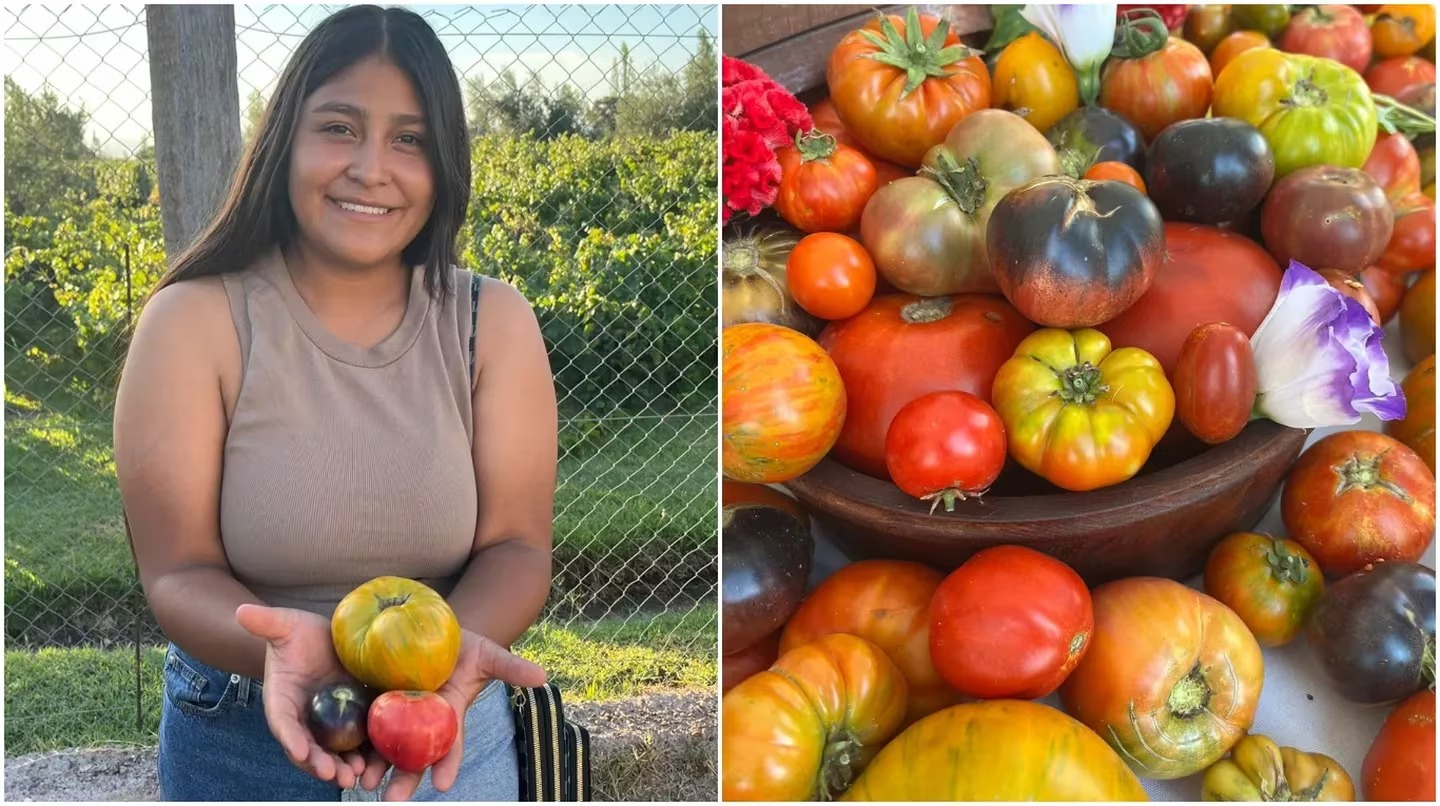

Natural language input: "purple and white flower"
[1021,3,1117,105]
[1250,261,1406,428]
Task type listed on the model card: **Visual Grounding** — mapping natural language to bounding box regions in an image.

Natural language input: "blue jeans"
[158,643,519,801]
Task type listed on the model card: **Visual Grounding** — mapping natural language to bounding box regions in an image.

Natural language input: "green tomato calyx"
[858,6,976,96]
[1056,362,1110,404]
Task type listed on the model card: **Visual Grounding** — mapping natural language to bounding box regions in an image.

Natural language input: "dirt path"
[4,690,716,802]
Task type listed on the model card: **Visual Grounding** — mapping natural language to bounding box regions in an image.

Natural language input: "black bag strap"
[468,271,481,386]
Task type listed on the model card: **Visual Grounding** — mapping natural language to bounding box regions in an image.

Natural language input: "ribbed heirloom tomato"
[330,576,461,693]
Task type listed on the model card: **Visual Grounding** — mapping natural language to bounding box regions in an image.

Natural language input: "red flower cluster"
[722,55,812,223]
[1117,4,1190,32]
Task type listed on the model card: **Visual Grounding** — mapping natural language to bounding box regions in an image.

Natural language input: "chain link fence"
[4,3,717,754]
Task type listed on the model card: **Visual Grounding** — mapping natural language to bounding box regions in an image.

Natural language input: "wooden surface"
[784,421,1311,587]
[146,4,242,261]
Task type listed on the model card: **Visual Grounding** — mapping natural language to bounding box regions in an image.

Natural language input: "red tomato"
[1099,36,1214,142]
[367,690,458,773]
[1279,4,1374,73]
[1362,132,1424,203]
[1261,165,1395,274]
[929,545,1093,700]
[775,132,878,233]
[1366,56,1439,97]
[1378,192,1437,275]
[1097,223,1283,375]
[785,232,876,320]
[1084,160,1147,194]
[1172,322,1259,445]
[1317,268,1383,325]
[818,293,1035,480]
[884,391,1006,512]
[1280,431,1437,577]
[1362,689,1436,801]
[1359,264,1407,323]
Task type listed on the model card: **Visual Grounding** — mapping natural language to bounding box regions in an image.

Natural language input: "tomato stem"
[1167,663,1213,718]
[1262,537,1311,586]
[858,6,976,97]
[1283,72,1330,110]
[722,233,789,308]
[921,485,987,514]
[901,295,955,324]
[1055,362,1110,404]
[1110,9,1169,60]
[376,594,410,611]
[1334,452,1413,502]
[918,151,990,214]
[794,128,838,163]
[817,731,862,801]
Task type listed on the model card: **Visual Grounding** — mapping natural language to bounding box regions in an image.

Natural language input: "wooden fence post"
[146,4,241,261]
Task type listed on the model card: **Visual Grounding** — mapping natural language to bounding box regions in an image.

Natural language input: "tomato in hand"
[991,31,1080,134]
[785,233,876,320]
[331,576,462,693]
[1172,322,1259,445]
[1372,4,1437,59]
[884,391,1005,513]
[1366,56,1438,98]
[1203,531,1324,647]
[1386,355,1436,474]
[827,7,990,167]
[1100,36,1214,143]
[368,690,458,773]
[991,328,1174,492]
[1362,689,1436,802]
[780,559,960,724]
[929,545,1092,700]
[1281,430,1437,577]
[1084,160,1147,193]
[1378,192,1437,275]
[1210,30,1271,77]
[775,131,878,234]
[1278,4,1373,73]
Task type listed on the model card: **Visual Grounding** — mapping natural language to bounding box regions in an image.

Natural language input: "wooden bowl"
[784,421,1309,586]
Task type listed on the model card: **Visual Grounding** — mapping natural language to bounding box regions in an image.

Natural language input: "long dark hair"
[151,4,470,301]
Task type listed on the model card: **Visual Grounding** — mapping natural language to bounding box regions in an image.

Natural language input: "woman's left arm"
[446,276,558,649]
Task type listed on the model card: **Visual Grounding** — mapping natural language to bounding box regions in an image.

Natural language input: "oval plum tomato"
[1059,577,1265,780]
[722,633,908,801]
[818,293,1034,480]
[775,131,878,234]
[1279,4,1373,73]
[991,31,1080,134]
[1386,355,1436,475]
[331,576,461,693]
[1210,30,1271,77]
[785,232,876,320]
[1172,322,1259,445]
[1261,166,1395,274]
[1366,56,1438,98]
[1280,430,1437,577]
[1084,160,1146,193]
[1203,531,1325,647]
[721,323,846,484]
[1099,36,1213,143]
[1401,268,1436,363]
[826,7,991,167]
[1362,132,1424,203]
[884,391,1006,513]
[779,559,960,724]
[1317,268,1383,324]
[1362,689,1436,802]
[1378,192,1437,275]
[1098,223,1283,375]
[367,690,459,774]
[1372,4,1437,59]
[929,545,1093,700]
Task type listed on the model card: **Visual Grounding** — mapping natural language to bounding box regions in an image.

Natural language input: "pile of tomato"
[721,4,1436,802]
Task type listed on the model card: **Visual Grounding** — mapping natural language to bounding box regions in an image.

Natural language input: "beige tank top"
[218,246,479,616]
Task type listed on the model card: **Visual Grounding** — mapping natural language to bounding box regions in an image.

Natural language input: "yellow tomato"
[331,576,461,692]
[991,32,1081,134]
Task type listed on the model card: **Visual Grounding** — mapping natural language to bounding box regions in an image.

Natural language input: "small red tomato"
[1362,688,1436,802]
[1172,322,1258,444]
[785,232,877,321]
[929,545,1093,700]
[367,690,458,773]
[775,130,879,233]
[1365,56,1438,99]
[884,390,1006,513]
[1280,431,1437,577]
[1378,192,1437,275]
[1317,268,1383,325]
[1084,160,1147,194]
[1279,4,1374,74]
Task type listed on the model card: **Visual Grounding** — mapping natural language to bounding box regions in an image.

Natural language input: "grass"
[3,606,716,756]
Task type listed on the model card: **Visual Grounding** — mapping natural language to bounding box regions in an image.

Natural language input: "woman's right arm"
[114,279,269,679]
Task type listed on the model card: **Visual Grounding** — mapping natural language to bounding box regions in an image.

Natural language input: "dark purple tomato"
[1307,562,1436,703]
[1145,118,1276,225]
[308,681,373,753]
[722,502,813,655]
[1045,106,1148,178]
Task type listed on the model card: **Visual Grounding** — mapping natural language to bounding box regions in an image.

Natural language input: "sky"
[3,3,718,157]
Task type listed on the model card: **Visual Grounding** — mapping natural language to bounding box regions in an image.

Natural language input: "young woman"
[114,5,557,800]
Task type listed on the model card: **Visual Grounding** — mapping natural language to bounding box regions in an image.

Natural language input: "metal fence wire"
[4,3,717,749]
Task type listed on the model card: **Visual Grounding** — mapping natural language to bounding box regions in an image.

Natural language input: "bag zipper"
[542,685,562,800]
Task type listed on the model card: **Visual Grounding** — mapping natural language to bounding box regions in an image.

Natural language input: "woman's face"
[288,54,436,270]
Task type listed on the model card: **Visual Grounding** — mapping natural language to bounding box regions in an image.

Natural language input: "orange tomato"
[1401,269,1436,363]
[1373,4,1437,58]
[775,133,878,234]
[1100,36,1214,142]
[722,634,907,801]
[1210,30,1271,76]
[786,232,877,320]
[330,576,462,693]
[721,323,846,483]
[1085,160,1147,194]
[1386,355,1436,474]
[991,31,1081,134]
[1365,55,1438,97]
